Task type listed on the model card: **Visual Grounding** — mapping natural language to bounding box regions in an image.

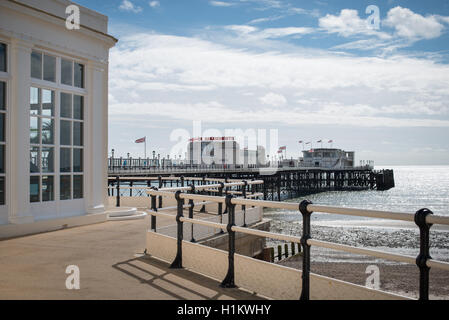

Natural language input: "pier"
[107,158,395,201]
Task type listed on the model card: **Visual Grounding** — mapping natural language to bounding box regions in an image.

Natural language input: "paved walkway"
[0,216,263,300]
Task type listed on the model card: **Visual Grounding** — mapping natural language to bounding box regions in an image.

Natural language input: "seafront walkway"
[0,216,264,300]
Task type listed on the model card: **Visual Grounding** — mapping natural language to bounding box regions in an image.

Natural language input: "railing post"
[150,187,157,232]
[115,176,120,207]
[189,184,196,242]
[218,182,224,233]
[299,200,313,300]
[180,175,185,187]
[170,190,184,269]
[221,195,236,288]
[242,180,247,227]
[414,208,433,300]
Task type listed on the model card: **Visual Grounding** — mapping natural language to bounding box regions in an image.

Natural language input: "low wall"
[146,232,410,300]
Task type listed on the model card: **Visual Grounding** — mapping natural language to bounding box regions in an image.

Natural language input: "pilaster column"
[8,38,34,224]
[85,60,108,213]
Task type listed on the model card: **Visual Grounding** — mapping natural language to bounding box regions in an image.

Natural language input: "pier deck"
[108,166,395,201]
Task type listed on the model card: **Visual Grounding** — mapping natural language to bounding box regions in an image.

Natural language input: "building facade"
[302,148,355,168]
[0,0,116,235]
[187,137,239,166]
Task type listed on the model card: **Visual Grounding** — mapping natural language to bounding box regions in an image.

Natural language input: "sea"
[264,166,449,263]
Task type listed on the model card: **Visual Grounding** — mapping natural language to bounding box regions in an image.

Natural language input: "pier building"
[301,148,355,169]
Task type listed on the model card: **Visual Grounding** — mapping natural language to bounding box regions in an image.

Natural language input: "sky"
[75,0,449,165]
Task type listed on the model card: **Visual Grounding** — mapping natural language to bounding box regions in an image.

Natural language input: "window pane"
[74,63,84,88]
[42,89,54,117]
[73,122,83,146]
[0,176,4,205]
[30,87,40,115]
[43,55,56,82]
[60,120,71,145]
[60,175,71,200]
[61,59,72,86]
[0,145,4,174]
[42,147,54,173]
[73,175,83,199]
[0,43,6,72]
[0,113,4,142]
[30,176,40,202]
[60,148,71,172]
[73,148,83,172]
[60,92,72,118]
[73,95,83,120]
[0,81,5,110]
[42,176,54,201]
[30,116,40,144]
[42,118,54,144]
[31,51,42,79]
[30,146,40,173]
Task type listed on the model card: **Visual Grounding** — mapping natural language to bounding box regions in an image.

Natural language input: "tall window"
[60,92,84,200]
[30,87,55,202]
[0,80,6,205]
[30,51,85,203]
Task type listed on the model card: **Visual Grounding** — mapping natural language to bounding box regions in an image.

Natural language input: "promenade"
[0,217,263,300]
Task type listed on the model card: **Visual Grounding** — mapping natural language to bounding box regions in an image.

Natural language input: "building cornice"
[5,0,118,45]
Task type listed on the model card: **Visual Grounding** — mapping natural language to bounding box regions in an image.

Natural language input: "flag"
[298,140,303,143]
[135,137,146,143]
[328,140,333,143]
[305,142,311,145]
[317,140,322,143]
[279,146,286,150]
[277,150,282,154]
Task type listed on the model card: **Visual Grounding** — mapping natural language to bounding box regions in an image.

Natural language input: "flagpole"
[144,137,147,159]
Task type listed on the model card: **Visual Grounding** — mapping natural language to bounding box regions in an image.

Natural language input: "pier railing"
[145,187,449,300]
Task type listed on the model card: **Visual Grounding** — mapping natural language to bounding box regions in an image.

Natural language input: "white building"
[301,148,355,168]
[0,0,116,238]
[187,137,239,166]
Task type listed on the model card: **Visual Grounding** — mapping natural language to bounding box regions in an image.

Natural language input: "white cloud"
[109,33,449,128]
[209,1,234,7]
[319,9,390,39]
[224,25,313,40]
[260,27,314,38]
[259,93,287,107]
[384,6,444,40]
[149,1,160,8]
[119,0,142,13]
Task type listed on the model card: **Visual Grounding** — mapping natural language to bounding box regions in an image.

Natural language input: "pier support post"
[221,195,236,288]
[414,208,433,300]
[299,200,313,300]
[170,191,184,269]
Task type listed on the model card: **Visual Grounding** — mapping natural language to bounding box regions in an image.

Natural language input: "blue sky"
[76,0,449,165]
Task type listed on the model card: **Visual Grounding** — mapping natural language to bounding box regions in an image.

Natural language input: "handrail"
[145,189,449,300]
[147,189,449,226]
